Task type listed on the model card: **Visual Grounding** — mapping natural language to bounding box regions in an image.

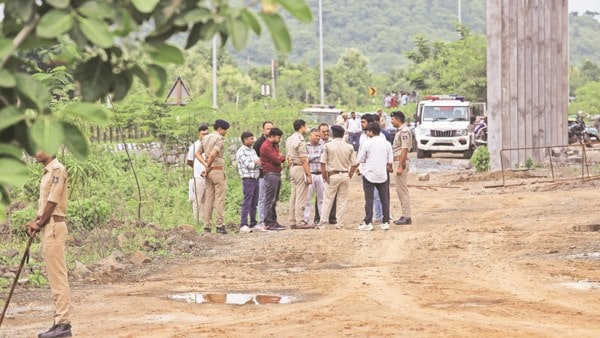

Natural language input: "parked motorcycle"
[568,112,592,147]
[473,116,487,147]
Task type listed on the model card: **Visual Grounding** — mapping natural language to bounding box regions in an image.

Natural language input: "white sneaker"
[357,222,374,231]
[240,225,252,233]
[380,222,390,230]
[253,224,267,232]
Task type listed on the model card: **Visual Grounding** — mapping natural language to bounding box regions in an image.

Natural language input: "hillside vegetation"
[230,0,600,72]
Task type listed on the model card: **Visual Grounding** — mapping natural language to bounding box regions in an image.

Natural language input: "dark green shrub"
[68,197,111,231]
[470,146,490,172]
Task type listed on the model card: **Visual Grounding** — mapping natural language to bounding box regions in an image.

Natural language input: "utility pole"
[271,59,277,99]
[212,35,218,109]
[318,0,325,105]
[458,0,462,23]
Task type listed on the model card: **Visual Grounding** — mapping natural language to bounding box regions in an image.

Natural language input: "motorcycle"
[568,113,592,147]
[473,117,487,147]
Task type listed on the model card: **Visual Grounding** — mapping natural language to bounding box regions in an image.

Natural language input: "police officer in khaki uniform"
[390,111,412,225]
[196,119,230,234]
[286,119,313,229]
[27,151,72,338]
[319,125,357,229]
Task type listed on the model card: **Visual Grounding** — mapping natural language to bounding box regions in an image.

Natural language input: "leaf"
[198,20,218,40]
[229,17,249,51]
[129,65,149,87]
[14,73,51,112]
[131,0,160,14]
[36,9,74,39]
[61,102,109,126]
[46,0,70,9]
[77,1,116,19]
[276,0,312,23]
[183,8,212,24]
[185,24,202,49]
[0,38,13,64]
[0,69,16,88]
[74,57,112,102]
[147,64,167,95]
[0,106,26,131]
[0,143,25,160]
[62,122,89,159]
[29,117,64,156]
[241,9,261,35]
[78,17,114,48]
[146,43,184,64]
[259,13,291,53]
[111,71,133,101]
[0,158,29,188]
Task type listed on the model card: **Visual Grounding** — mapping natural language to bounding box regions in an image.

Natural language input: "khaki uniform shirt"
[320,138,356,172]
[285,132,307,165]
[393,124,412,157]
[199,132,225,166]
[38,158,68,218]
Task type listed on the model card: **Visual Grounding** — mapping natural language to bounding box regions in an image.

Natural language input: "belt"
[328,171,348,175]
[52,215,65,222]
[242,177,258,180]
[290,163,302,167]
[393,156,409,161]
[210,166,224,170]
[264,172,281,175]
[311,171,321,175]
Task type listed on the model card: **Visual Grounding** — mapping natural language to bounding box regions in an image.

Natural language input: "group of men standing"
[186,110,413,233]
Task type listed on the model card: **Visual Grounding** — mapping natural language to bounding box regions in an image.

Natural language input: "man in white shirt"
[356,122,393,231]
[186,125,210,222]
[347,111,362,151]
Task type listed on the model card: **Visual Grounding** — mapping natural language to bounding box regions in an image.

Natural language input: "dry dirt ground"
[2,155,600,337]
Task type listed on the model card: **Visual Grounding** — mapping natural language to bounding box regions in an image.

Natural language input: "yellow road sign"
[369,87,377,96]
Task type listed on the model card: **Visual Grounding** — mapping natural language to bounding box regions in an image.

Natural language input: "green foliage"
[68,197,112,232]
[7,205,36,241]
[28,265,49,287]
[0,0,313,216]
[404,25,487,101]
[568,81,600,114]
[470,146,490,172]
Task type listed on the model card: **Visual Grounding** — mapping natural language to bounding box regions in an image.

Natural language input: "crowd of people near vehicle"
[383,91,418,108]
[186,110,413,234]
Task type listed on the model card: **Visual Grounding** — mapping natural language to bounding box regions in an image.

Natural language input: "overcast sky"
[569,0,600,13]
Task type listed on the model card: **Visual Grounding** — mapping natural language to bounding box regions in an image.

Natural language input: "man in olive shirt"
[319,125,357,229]
[390,111,412,225]
[27,151,72,338]
[196,119,230,234]
[286,119,313,229]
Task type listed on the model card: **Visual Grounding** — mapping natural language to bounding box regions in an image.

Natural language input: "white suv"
[415,96,474,159]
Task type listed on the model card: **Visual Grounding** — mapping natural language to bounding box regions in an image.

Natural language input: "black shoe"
[328,219,337,225]
[204,227,211,233]
[265,224,286,231]
[394,216,412,225]
[216,226,227,234]
[39,323,72,338]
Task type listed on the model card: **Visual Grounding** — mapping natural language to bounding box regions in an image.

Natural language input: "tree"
[568,81,600,115]
[0,0,312,216]
[329,48,372,106]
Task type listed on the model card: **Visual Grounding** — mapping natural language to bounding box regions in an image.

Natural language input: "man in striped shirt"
[236,131,261,233]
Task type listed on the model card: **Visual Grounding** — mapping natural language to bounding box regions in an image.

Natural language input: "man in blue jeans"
[236,131,261,233]
[356,122,393,231]
[253,121,274,226]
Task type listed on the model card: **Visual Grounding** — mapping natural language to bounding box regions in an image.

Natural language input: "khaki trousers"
[191,176,205,222]
[40,219,71,325]
[288,166,309,225]
[393,160,411,218]
[321,174,350,227]
[204,169,227,228]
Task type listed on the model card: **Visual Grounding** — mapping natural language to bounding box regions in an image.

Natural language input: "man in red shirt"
[259,128,286,231]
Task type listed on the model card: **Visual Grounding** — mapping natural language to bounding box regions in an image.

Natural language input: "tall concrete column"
[487,0,569,170]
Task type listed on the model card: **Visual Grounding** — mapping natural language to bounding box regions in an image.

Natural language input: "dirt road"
[3,157,600,337]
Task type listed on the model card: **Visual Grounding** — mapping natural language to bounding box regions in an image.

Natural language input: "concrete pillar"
[487,0,569,170]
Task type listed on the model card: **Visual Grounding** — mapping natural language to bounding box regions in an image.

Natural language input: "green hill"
[229,0,600,72]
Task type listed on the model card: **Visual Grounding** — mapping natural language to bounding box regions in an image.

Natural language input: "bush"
[8,205,36,240]
[68,197,111,231]
[470,146,490,172]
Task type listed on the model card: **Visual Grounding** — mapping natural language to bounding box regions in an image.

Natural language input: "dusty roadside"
[2,156,600,337]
